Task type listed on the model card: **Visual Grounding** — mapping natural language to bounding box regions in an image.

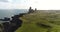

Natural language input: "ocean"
[0,9,28,24]
[0,9,28,18]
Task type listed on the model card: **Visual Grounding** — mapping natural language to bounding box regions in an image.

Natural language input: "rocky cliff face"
[0,13,25,32]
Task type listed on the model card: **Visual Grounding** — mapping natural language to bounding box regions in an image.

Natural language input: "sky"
[0,0,60,10]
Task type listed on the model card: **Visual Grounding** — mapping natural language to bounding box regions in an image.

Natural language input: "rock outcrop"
[0,13,24,32]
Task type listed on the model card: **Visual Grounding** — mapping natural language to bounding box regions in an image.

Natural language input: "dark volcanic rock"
[2,22,10,32]
[0,17,10,21]
[1,14,23,32]
[8,15,22,32]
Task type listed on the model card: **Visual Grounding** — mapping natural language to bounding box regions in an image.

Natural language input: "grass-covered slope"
[16,10,60,32]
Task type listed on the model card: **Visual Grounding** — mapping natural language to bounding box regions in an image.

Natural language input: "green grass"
[16,11,60,32]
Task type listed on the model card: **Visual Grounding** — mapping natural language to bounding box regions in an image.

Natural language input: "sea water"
[0,9,28,24]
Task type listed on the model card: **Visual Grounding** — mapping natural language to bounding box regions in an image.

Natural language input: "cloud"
[0,0,8,2]
[0,2,28,9]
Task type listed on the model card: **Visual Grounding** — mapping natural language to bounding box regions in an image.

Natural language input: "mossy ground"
[16,11,60,32]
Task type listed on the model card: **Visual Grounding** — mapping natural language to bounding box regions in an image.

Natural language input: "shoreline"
[0,13,27,32]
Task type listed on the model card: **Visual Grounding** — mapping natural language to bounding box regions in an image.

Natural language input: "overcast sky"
[0,0,60,10]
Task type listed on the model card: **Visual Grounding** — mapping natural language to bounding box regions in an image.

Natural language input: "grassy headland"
[16,10,60,32]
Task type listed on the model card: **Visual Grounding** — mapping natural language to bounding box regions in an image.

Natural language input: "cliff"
[0,13,26,32]
[16,10,60,32]
[1,10,60,32]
